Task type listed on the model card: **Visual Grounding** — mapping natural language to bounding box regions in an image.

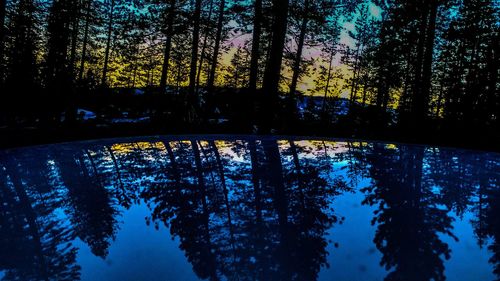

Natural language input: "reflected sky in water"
[0,136,499,281]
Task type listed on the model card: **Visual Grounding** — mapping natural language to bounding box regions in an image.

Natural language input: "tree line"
[0,0,498,132]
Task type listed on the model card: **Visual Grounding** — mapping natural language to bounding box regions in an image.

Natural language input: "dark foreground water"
[0,136,499,281]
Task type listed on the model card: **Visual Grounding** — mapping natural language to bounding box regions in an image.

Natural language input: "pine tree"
[206,0,226,90]
[437,0,499,126]
[248,0,263,91]
[224,47,250,88]
[340,4,375,109]
[187,0,202,99]
[261,0,290,131]
[100,0,130,86]
[0,0,6,84]
[159,0,176,90]
[45,0,77,121]
[5,0,40,121]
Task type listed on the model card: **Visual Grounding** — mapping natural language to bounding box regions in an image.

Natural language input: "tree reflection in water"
[0,137,498,281]
[356,144,456,281]
[0,151,81,281]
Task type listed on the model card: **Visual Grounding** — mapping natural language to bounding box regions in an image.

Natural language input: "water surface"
[0,136,498,281]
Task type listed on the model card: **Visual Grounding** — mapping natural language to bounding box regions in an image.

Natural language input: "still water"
[0,136,498,281]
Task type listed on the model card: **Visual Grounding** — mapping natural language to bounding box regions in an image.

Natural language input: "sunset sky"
[218,2,382,96]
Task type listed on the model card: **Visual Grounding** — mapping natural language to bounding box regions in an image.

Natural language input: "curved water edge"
[4,134,498,155]
[0,136,499,281]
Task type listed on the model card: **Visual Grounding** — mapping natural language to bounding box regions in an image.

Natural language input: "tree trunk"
[176,60,181,89]
[262,0,289,93]
[249,140,262,222]
[210,141,237,254]
[164,141,180,182]
[69,2,80,77]
[191,140,217,281]
[0,0,6,83]
[261,0,290,131]
[375,79,385,109]
[262,139,289,278]
[78,0,91,80]
[196,0,215,91]
[159,0,175,91]
[101,0,115,86]
[411,0,430,120]
[288,0,309,98]
[262,139,286,224]
[188,0,202,97]
[485,33,498,122]
[163,141,184,203]
[289,140,306,210]
[321,52,334,115]
[206,0,226,90]
[418,0,438,121]
[349,44,361,106]
[132,64,137,88]
[105,146,125,193]
[361,83,367,106]
[248,0,262,91]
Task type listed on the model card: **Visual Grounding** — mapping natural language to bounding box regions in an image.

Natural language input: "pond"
[0,136,498,281]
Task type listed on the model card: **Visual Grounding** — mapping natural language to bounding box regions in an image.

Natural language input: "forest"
[0,138,499,280]
[0,0,498,149]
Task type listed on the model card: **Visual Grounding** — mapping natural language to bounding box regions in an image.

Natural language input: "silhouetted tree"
[187,0,202,115]
[436,0,499,127]
[45,0,78,122]
[0,0,6,83]
[260,0,289,131]
[4,0,39,122]
[206,0,226,90]
[159,0,176,90]
[248,0,262,91]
